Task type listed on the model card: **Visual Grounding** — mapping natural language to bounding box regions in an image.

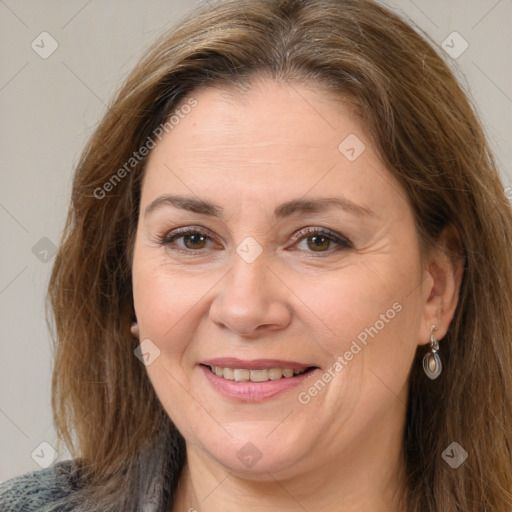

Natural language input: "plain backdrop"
[1,0,511,482]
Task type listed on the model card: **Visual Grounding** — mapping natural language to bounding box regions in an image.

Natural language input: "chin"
[195,429,311,479]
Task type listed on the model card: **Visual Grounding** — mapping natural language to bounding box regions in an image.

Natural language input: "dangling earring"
[423,325,442,379]
[130,315,139,339]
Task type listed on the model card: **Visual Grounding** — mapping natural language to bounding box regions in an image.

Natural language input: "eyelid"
[290,226,353,249]
[160,226,219,248]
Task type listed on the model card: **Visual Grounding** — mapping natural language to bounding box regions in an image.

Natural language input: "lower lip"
[199,364,318,402]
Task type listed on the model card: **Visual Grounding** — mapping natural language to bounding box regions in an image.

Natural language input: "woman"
[1,0,511,510]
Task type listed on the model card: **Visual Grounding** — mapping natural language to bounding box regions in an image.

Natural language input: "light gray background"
[1,0,511,482]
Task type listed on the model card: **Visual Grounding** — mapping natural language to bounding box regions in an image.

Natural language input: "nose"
[208,251,292,337]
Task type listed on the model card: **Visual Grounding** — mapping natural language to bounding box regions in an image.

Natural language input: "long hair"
[47,0,512,510]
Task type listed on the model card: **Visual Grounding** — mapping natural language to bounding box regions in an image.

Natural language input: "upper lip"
[201,358,316,371]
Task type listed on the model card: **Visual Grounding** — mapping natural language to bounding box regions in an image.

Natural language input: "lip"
[200,357,314,370]
[199,363,319,402]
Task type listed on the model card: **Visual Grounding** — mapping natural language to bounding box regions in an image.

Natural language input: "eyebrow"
[144,194,376,219]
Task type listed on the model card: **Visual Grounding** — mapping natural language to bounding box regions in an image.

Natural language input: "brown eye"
[306,234,332,251]
[181,232,208,249]
[161,228,215,252]
[292,227,353,255]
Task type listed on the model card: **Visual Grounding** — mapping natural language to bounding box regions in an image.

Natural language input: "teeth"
[223,367,235,380]
[268,368,283,380]
[233,369,250,382]
[249,369,269,382]
[209,366,308,382]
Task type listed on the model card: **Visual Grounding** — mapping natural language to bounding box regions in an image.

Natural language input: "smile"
[207,365,310,382]
[199,363,319,402]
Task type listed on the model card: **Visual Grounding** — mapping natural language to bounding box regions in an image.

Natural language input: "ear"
[418,224,465,344]
[130,314,139,339]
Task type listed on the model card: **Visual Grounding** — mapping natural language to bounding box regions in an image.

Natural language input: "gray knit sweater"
[0,431,185,511]
[0,462,164,511]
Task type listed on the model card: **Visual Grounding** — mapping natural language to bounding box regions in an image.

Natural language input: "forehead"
[140,79,406,218]
[165,78,365,156]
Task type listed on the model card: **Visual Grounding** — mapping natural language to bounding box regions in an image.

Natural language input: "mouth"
[201,364,317,382]
[198,358,320,402]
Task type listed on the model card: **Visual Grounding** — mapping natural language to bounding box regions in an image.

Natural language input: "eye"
[290,227,353,254]
[160,227,217,253]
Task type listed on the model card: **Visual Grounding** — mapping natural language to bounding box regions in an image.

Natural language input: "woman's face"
[132,78,432,479]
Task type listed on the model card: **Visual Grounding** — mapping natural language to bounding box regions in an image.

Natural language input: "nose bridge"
[225,244,272,311]
[208,243,291,335]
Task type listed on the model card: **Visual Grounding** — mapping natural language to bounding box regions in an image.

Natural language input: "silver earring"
[423,325,442,379]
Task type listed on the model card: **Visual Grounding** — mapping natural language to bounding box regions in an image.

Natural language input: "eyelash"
[159,226,353,257]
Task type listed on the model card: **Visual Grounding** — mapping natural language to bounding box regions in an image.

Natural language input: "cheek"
[294,257,420,353]
[297,258,422,422]
[295,258,423,416]
[132,253,219,364]
[133,269,185,332]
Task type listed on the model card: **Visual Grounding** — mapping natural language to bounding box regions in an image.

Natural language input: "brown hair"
[47,0,512,510]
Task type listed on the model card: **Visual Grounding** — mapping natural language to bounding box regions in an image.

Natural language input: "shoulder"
[0,460,80,511]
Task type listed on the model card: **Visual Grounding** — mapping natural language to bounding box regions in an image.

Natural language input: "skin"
[131,77,463,512]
